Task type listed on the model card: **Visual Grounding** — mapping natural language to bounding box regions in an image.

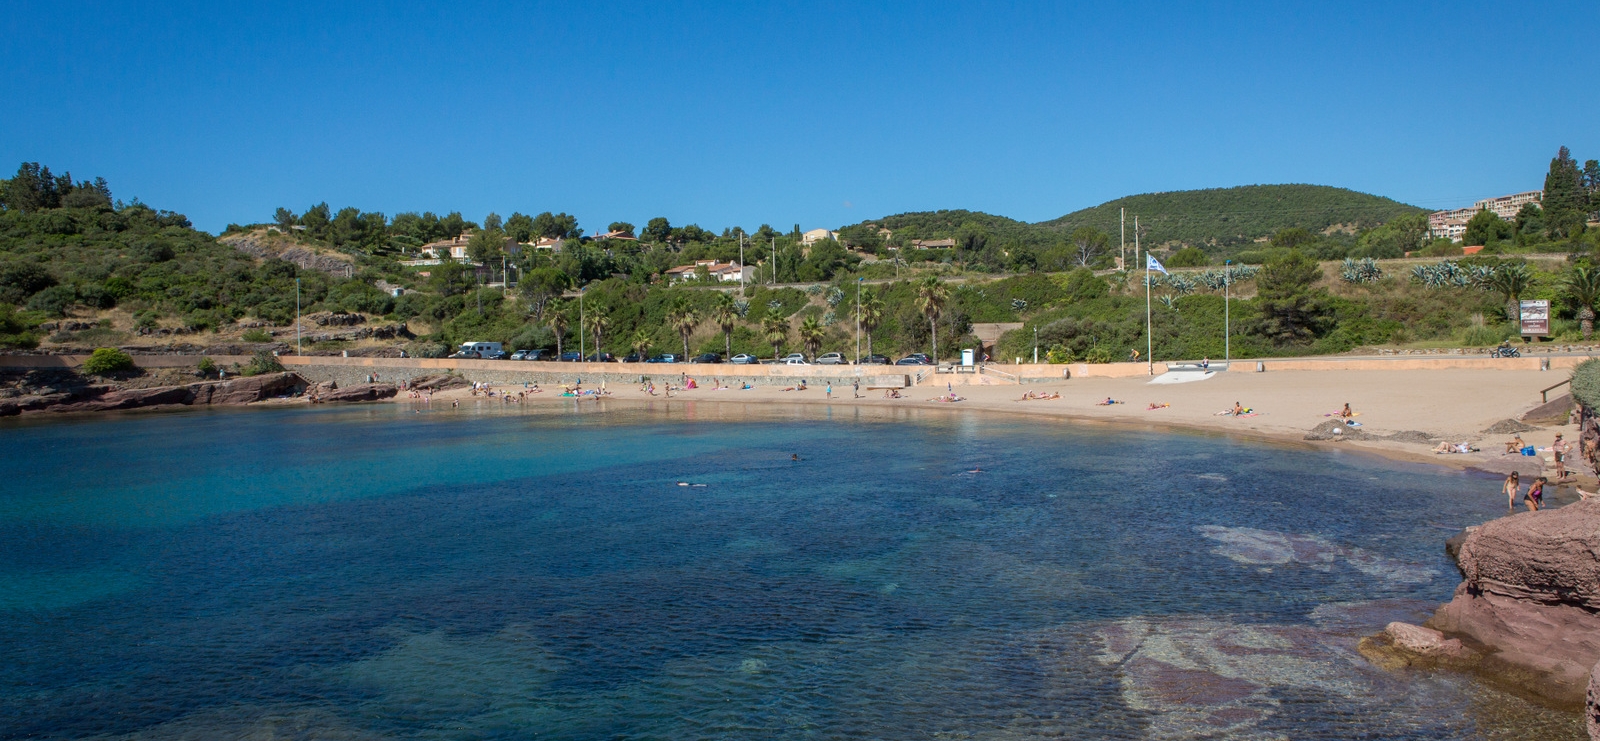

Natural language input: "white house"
[800,228,839,245]
[662,260,754,284]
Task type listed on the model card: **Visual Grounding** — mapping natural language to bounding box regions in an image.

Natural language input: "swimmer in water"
[792,454,800,462]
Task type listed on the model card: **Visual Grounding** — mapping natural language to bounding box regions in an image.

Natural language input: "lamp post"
[295,278,301,355]
[1033,325,1038,364]
[855,277,863,364]
[1224,259,1231,363]
[578,287,585,361]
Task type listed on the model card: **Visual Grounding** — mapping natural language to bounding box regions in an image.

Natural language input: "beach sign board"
[1520,299,1549,337]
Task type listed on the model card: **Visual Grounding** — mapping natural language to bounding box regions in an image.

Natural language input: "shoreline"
[402,368,1585,491]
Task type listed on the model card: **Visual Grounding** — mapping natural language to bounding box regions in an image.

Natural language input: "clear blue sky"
[3,1,1595,234]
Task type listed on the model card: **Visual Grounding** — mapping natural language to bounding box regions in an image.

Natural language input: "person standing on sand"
[1504,471,1521,512]
[825,382,832,399]
[1551,433,1570,479]
[853,379,860,398]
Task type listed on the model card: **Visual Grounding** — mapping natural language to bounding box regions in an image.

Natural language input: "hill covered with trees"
[1039,184,1425,250]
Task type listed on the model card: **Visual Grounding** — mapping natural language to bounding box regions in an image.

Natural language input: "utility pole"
[579,287,585,360]
[1120,207,1126,271]
[295,278,301,355]
[1033,326,1038,364]
[771,237,776,285]
[739,234,745,296]
[1224,259,1231,362]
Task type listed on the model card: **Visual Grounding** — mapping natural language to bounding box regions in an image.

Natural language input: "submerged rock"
[1424,499,1600,708]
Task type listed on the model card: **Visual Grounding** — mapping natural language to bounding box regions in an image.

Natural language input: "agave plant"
[1340,257,1382,284]
[733,298,750,318]
[1166,274,1197,296]
[1011,298,1028,311]
[1197,270,1228,291]
[1143,274,1165,289]
[825,286,845,307]
[1157,294,1177,309]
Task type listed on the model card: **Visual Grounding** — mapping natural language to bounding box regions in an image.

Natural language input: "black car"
[693,352,723,364]
[520,349,552,361]
[482,350,509,360]
[622,352,647,363]
[559,351,582,362]
[895,356,931,366]
[586,352,617,363]
[858,354,891,365]
[646,354,678,363]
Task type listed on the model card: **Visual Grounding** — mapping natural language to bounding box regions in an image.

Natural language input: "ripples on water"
[0,402,1584,739]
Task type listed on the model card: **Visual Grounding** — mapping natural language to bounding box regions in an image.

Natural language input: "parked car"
[586,352,617,363]
[908,353,933,364]
[646,353,678,363]
[895,356,931,366]
[622,352,647,363]
[858,354,891,365]
[784,357,811,366]
[481,350,509,360]
[815,352,846,365]
[730,353,760,365]
[693,352,723,364]
[559,351,582,362]
[781,353,806,363]
[450,351,480,359]
[521,349,552,361]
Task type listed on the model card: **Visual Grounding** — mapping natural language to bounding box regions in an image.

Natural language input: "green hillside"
[1039,184,1425,250]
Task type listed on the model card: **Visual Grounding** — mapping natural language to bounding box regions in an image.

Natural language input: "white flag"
[1146,253,1168,275]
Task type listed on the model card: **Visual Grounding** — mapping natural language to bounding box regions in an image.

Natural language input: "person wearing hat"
[1552,433,1571,480]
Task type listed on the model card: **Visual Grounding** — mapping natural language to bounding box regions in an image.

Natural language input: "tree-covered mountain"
[1038,184,1425,249]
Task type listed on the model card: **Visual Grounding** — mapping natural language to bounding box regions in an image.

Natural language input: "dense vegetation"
[1,147,1597,364]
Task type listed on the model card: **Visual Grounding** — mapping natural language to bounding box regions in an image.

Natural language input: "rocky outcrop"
[221,233,354,276]
[1521,393,1575,425]
[1421,499,1600,708]
[410,374,469,391]
[1588,659,1599,739]
[313,383,397,403]
[0,372,307,415]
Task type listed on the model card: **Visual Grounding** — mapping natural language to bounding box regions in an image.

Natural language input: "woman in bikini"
[1525,476,1545,512]
[1503,471,1520,512]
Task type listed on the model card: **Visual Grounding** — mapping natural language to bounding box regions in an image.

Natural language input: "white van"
[455,342,504,359]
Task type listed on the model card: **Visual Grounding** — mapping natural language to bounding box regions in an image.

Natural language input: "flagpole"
[1140,216,1151,375]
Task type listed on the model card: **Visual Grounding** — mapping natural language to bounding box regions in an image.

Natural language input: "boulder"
[1428,499,1600,707]
[1484,418,1539,435]
[315,383,397,403]
[201,372,306,405]
[410,374,469,391]
[1383,622,1466,658]
[1589,659,1599,740]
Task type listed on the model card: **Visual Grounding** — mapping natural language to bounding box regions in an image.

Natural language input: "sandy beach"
[409,366,1587,487]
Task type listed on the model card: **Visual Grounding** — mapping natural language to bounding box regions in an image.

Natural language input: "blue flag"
[1146,253,1168,275]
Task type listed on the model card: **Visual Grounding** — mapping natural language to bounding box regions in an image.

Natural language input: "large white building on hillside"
[1429,190,1543,242]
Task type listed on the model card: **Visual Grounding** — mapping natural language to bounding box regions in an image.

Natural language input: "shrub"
[197,356,217,376]
[1167,247,1209,267]
[1083,346,1114,364]
[1572,358,1600,410]
[241,328,273,343]
[26,285,77,317]
[238,351,284,377]
[82,347,135,375]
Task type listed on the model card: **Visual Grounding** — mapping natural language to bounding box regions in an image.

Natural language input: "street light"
[855,277,863,364]
[578,286,585,361]
[1033,325,1038,364]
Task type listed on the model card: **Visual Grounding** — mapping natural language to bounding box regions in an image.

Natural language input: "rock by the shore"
[410,374,469,391]
[1484,418,1539,435]
[315,383,397,403]
[1426,499,1600,707]
[1384,622,1467,658]
[1588,659,1599,740]
[0,372,307,415]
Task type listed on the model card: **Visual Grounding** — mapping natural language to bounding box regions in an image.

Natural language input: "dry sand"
[408,367,1584,487]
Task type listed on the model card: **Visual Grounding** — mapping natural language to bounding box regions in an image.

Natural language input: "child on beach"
[1503,471,1521,512]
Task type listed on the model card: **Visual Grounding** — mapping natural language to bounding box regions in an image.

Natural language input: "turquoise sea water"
[0,402,1584,739]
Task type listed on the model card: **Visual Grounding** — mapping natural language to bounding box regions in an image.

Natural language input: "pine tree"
[1543,146,1587,239]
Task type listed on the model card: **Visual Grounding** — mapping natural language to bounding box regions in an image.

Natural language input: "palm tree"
[798,316,825,360]
[666,298,698,358]
[1567,266,1600,340]
[584,311,610,357]
[915,276,948,362]
[629,329,652,360]
[761,316,787,359]
[860,290,884,358]
[1481,263,1532,325]
[547,299,570,358]
[711,293,739,359]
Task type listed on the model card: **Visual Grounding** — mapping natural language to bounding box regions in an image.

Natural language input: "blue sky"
[3,1,1595,234]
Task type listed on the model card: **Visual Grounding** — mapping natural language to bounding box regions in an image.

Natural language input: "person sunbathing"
[1146,402,1169,410]
[1018,391,1036,401]
[1503,434,1525,455]
[1096,397,1119,406]
[1339,403,1354,418]
[1233,402,1246,416]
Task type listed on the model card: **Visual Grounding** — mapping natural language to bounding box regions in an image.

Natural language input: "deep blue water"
[0,402,1584,739]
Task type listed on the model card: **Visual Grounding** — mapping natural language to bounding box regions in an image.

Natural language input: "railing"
[1542,377,1571,403]
[979,365,1019,383]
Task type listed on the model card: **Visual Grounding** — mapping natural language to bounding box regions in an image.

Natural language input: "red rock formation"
[1589,660,1599,740]
[1427,499,1600,707]
[314,383,397,403]
[0,372,307,415]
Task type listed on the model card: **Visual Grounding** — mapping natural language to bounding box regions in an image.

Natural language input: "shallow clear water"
[0,402,1584,739]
